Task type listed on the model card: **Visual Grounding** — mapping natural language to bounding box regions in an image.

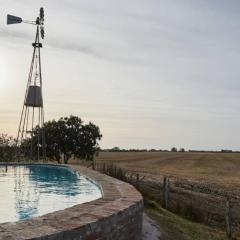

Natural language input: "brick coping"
[0,164,143,240]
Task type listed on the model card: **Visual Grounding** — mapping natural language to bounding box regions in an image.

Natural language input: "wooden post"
[109,164,112,176]
[92,159,96,170]
[130,174,133,184]
[225,199,233,239]
[163,177,170,209]
[136,174,140,189]
[103,163,106,174]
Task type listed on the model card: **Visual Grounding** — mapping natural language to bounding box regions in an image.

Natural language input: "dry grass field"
[96,152,240,194]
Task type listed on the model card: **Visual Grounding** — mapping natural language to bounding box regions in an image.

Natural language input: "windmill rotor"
[7,8,45,38]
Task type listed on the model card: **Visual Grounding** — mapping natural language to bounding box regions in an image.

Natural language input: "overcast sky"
[0,0,240,150]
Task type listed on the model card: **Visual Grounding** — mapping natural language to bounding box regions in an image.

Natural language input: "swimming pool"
[0,164,102,223]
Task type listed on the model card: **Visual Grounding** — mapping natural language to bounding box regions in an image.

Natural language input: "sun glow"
[0,60,6,88]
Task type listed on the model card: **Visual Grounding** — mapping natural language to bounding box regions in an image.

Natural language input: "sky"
[0,0,240,150]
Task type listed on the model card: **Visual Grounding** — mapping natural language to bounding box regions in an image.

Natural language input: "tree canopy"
[0,134,16,162]
[28,115,102,163]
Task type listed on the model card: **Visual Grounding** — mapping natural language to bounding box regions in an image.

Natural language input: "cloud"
[2,0,240,149]
[0,27,144,64]
[0,26,102,58]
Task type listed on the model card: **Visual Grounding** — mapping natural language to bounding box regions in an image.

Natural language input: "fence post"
[163,177,170,209]
[136,174,140,189]
[103,163,106,174]
[225,199,233,239]
[92,159,96,170]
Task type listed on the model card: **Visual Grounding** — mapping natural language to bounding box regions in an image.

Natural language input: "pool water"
[0,164,102,223]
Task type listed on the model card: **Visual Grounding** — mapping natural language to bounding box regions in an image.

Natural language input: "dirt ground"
[96,152,240,194]
[142,212,161,240]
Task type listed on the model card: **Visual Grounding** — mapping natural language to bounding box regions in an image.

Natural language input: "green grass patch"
[144,199,227,240]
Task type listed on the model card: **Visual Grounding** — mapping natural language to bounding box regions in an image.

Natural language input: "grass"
[144,199,227,240]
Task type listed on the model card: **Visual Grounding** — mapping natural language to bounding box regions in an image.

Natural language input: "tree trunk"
[64,154,68,164]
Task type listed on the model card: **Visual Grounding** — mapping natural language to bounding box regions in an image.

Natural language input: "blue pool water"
[0,164,102,223]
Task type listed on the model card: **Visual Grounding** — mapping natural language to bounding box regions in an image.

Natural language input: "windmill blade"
[40,26,45,39]
[7,14,22,24]
[40,8,44,22]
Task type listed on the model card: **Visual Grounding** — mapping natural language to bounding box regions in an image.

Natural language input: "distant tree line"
[0,125,238,163]
[101,147,237,153]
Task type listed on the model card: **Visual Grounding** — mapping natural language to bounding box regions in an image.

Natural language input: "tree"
[0,134,17,162]
[29,115,102,163]
[111,147,121,152]
[171,147,177,152]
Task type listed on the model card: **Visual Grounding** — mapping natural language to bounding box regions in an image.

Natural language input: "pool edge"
[0,163,143,240]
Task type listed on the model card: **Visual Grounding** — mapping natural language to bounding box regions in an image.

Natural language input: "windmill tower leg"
[16,25,46,161]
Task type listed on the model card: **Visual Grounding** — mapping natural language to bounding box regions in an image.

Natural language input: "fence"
[93,162,240,239]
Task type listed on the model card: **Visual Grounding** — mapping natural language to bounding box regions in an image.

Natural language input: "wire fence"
[93,162,240,239]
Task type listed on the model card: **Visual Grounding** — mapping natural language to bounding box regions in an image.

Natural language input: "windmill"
[7,8,46,161]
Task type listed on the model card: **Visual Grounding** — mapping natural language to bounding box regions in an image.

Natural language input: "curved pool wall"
[0,164,143,240]
[0,164,102,223]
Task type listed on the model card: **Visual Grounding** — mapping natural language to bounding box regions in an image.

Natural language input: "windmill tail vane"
[8,8,46,161]
[7,15,23,24]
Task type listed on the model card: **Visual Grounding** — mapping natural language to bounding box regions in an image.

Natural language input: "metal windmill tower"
[7,8,46,161]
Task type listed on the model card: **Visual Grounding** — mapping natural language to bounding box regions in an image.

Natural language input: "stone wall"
[0,164,143,240]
